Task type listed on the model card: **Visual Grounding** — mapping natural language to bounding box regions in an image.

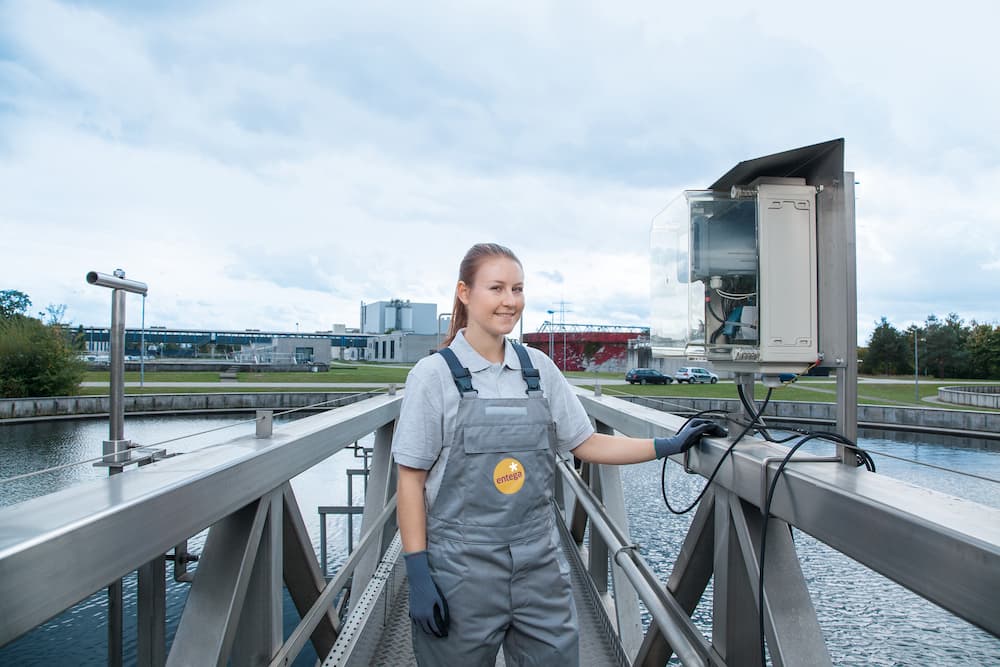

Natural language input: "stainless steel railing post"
[87,269,148,667]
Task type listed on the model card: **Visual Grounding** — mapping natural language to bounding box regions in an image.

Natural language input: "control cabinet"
[653,178,819,374]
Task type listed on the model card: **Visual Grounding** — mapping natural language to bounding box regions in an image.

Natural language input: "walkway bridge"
[1,390,998,666]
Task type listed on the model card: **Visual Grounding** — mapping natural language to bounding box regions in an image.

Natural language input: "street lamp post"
[563,328,567,371]
[914,331,920,402]
[546,310,556,365]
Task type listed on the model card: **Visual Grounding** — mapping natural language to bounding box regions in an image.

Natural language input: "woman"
[392,243,721,666]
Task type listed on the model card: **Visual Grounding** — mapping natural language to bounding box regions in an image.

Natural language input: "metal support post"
[347,472,356,553]
[587,459,611,600]
[825,174,859,461]
[282,484,338,659]
[713,488,762,666]
[167,497,271,666]
[568,461,591,546]
[137,555,166,667]
[319,512,328,578]
[727,494,833,666]
[256,410,273,438]
[594,420,642,659]
[232,489,283,665]
[635,488,717,666]
[107,577,123,667]
[349,421,396,613]
[109,287,126,445]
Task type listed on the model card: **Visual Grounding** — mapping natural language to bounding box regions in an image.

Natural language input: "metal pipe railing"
[0,394,403,649]
[556,457,712,666]
[86,271,149,295]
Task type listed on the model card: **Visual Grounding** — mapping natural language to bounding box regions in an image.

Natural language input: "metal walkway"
[327,517,629,666]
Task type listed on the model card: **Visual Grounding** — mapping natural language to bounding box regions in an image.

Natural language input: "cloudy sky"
[1,0,997,345]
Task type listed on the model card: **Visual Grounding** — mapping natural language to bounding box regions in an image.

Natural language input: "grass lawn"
[84,366,412,384]
[565,370,624,381]
[78,368,998,412]
[78,386,386,396]
[585,378,1000,411]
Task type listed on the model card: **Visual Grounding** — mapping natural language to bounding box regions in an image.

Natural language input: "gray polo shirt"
[391,330,594,510]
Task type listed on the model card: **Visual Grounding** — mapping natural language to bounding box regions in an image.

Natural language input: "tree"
[863,317,909,375]
[966,323,1000,379]
[0,315,86,397]
[72,324,88,352]
[43,303,67,326]
[923,313,969,378]
[0,290,31,320]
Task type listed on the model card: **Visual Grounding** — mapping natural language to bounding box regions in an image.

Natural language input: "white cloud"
[1,0,998,346]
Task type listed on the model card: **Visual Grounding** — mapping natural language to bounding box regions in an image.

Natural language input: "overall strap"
[436,347,478,397]
[511,342,543,396]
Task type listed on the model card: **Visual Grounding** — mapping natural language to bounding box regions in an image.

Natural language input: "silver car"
[674,367,719,384]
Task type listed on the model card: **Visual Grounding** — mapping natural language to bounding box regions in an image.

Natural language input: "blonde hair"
[441,243,522,347]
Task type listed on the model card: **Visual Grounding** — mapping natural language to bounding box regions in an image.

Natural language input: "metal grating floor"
[355,520,628,667]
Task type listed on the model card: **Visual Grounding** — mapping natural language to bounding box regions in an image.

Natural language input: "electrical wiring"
[737,382,774,440]
[660,389,773,515]
[705,298,726,326]
[757,431,875,665]
[715,289,756,300]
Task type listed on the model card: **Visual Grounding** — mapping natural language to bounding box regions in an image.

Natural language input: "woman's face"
[459,256,525,339]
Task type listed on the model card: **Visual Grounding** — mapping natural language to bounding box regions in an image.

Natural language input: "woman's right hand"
[404,550,450,637]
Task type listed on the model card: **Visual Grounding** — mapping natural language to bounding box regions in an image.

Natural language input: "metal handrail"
[576,389,1000,639]
[1,389,998,665]
[0,393,403,647]
[556,457,712,666]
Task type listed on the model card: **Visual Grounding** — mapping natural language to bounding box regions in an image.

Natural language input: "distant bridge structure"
[78,326,374,355]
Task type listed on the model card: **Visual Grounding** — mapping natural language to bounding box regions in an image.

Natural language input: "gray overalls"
[411,343,580,667]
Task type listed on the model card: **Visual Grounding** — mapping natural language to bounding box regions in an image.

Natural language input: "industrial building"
[360,300,437,336]
[356,300,447,363]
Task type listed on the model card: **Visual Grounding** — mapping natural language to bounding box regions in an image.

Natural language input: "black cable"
[757,431,875,664]
[737,382,774,441]
[706,299,728,344]
[705,298,726,327]
[660,390,772,515]
[762,431,801,444]
[709,321,727,344]
[799,430,877,472]
[653,386,880,663]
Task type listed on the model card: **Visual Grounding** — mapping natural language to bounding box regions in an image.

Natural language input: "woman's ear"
[456,281,470,306]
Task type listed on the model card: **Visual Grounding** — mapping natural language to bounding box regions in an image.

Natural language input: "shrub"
[0,316,86,398]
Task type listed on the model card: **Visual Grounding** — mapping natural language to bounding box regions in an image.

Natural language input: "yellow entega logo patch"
[493,457,525,494]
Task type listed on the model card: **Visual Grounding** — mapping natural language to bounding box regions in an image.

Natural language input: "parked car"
[625,368,673,385]
[674,367,719,384]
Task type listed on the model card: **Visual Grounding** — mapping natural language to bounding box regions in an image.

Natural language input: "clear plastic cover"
[651,190,760,360]
[650,193,701,357]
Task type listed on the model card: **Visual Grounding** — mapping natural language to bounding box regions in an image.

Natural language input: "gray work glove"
[654,418,726,458]
[404,550,450,637]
